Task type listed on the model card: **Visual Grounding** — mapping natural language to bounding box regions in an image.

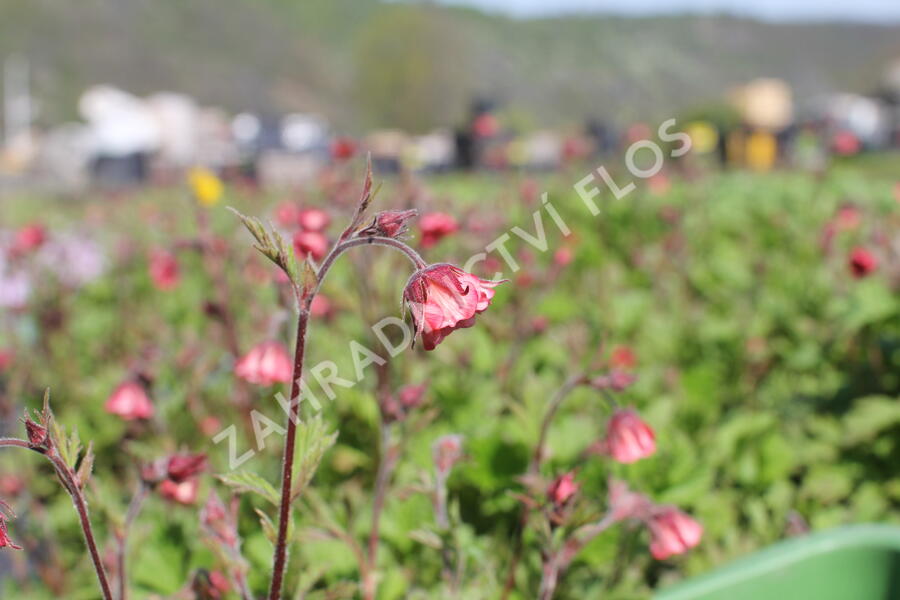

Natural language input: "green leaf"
[292,415,338,501]
[842,396,900,445]
[218,470,280,505]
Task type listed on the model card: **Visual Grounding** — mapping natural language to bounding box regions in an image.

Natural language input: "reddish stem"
[0,438,114,600]
[267,235,425,600]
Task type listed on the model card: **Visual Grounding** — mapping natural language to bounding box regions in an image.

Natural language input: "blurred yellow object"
[685,121,718,154]
[188,167,223,207]
[745,131,777,171]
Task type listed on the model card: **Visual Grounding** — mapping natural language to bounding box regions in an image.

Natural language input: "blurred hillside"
[3,0,900,131]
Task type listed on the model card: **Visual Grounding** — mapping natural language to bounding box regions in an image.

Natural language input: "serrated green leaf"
[291,416,338,501]
[219,470,280,505]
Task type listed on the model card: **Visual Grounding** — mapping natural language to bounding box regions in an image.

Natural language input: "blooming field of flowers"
[1,161,899,599]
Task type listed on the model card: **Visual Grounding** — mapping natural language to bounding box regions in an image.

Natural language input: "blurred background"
[1,0,899,186]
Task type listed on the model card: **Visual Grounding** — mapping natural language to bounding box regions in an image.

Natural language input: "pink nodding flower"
[403,263,505,351]
[12,223,46,255]
[105,381,154,421]
[167,453,208,483]
[159,478,199,505]
[432,434,464,476]
[297,208,331,232]
[605,409,656,464]
[149,249,180,290]
[234,341,293,386]
[548,472,579,505]
[849,247,877,278]
[646,506,703,560]
[419,213,458,248]
[293,230,329,261]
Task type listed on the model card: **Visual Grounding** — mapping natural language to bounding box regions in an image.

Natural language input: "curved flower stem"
[501,373,587,600]
[267,235,425,600]
[538,514,617,600]
[530,374,588,474]
[0,438,114,600]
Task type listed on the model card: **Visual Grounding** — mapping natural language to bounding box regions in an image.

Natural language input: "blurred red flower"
[419,213,458,248]
[105,381,154,420]
[292,230,329,261]
[646,506,703,560]
[330,136,357,161]
[297,208,331,232]
[274,202,300,228]
[605,409,656,464]
[167,454,208,483]
[849,247,877,278]
[547,472,579,505]
[159,478,199,505]
[12,223,46,255]
[610,346,636,370]
[149,249,180,290]
[234,341,293,385]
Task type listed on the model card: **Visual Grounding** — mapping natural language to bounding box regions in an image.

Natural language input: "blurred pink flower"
[274,202,300,228]
[0,349,12,372]
[646,506,703,560]
[403,263,504,350]
[849,247,877,278]
[419,213,458,248]
[149,249,180,290]
[105,381,154,420]
[553,247,574,267]
[547,472,579,505]
[432,434,464,476]
[12,223,46,255]
[234,341,293,385]
[605,409,656,464]
[610,346,636,370]
[159,478,199,505]
[297,208,331,232]
[310,294,333,318]
[292,230,329,261]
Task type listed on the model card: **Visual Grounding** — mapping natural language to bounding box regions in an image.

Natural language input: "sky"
[437,0,900,23]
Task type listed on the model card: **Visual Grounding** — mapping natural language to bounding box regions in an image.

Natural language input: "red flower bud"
[24,416,49,448]
[166,453,207,483]
[362,209,418,239]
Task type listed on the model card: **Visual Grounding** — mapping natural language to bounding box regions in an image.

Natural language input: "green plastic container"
[656,525,900,600]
